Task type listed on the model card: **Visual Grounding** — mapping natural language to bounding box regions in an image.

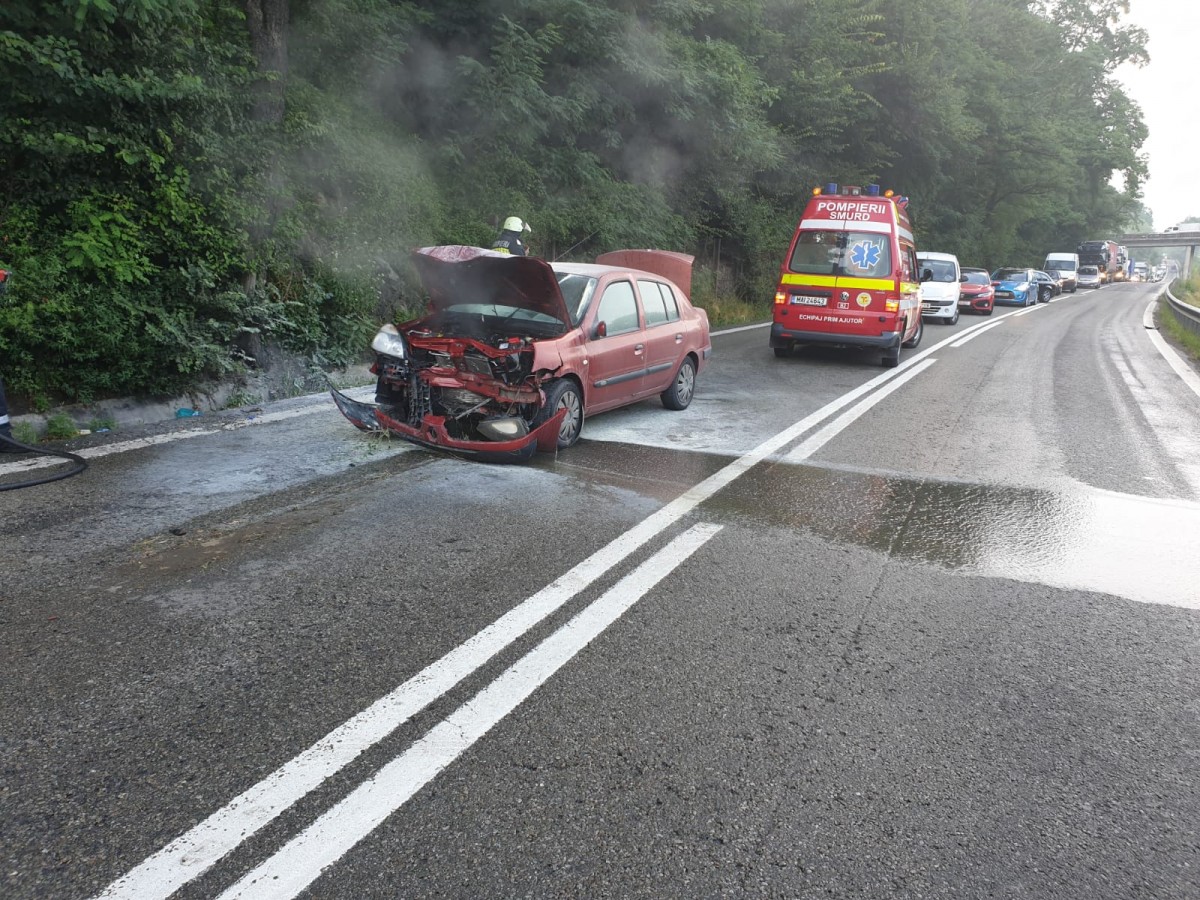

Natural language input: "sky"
[1115,0,1200,230]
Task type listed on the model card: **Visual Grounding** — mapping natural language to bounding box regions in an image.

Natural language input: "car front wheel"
[534,378,584,449]
[661,357,697,410]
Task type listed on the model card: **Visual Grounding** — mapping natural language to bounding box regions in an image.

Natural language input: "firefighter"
[491,216,531,256]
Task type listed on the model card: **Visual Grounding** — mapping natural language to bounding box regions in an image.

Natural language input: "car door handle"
[674,334,683,343]
[634,344,644,353]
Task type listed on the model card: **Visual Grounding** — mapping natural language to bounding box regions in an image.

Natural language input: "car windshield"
[1045,262,1074,271]
[919,259,957,282]
[962,270,991,285]
[556,273,598,326]
[993,268,1028,282]
[789,230,892,278]
[1079,266,1098,274]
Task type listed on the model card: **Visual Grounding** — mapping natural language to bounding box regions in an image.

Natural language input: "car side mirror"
[594,320,607,339]
[921,268,934,282]
[960,273,968,282]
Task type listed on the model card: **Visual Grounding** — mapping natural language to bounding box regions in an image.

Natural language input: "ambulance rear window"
[789,231,891,278]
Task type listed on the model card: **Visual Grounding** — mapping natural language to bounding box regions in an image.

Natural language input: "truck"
[1043,252,1079,293]
[1076,240,1119,284]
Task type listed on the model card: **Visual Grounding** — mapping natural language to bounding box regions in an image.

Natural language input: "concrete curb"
[11,364,375,437]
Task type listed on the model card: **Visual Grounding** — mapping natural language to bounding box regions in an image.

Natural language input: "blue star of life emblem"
[849,241,880,270]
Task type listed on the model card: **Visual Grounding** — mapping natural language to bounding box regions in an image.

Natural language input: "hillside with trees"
[0,0,1149,406]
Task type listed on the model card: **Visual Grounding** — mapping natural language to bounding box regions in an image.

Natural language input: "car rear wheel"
[534,378,584,449]
[661,357,697,410]
[902,314,923,348]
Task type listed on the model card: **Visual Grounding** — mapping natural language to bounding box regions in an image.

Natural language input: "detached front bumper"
[330,387,565,464]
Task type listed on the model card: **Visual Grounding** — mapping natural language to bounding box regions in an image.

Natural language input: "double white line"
[96,309,1025,899]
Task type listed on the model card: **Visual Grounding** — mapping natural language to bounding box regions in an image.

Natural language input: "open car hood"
[411,245,571,329]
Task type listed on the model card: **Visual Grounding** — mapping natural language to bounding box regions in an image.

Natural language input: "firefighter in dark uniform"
[491,216,531,256]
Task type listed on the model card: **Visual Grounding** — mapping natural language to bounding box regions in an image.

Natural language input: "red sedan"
[333,245,711,462]
[958,266,995,315]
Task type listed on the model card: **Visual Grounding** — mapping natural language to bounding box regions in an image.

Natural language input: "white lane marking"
[784,360,937,463]
[711,321,771,336]
[0,389,379,476]
[1143,298,1157,330]
[950,319,1007,348]
[1142,297,1200,400]
[1146,320,1200,401]
[96,339,945,900]
[217,523,723,900]
[1012,304,1045,317]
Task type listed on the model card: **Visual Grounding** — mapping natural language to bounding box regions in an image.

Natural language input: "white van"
[917,251,962,324]
[1043,252,1079,293]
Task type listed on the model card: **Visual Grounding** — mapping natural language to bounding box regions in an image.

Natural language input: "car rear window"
[789,230,892,279]
[639,280,679,326]
[992,268,1027,281]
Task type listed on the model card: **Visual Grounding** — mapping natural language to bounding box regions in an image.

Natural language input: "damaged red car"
[332,245,712,463]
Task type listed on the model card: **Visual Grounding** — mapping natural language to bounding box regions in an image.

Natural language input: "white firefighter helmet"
[503,216,531,234]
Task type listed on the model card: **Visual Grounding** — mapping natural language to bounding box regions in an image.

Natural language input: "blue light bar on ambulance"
[824,182,838,195]
[866,184,881,196]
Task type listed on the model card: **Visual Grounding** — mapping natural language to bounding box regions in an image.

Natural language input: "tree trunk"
[244,0,289,127]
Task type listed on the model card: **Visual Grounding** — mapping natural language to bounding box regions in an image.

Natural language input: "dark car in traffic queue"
[991,268,1040,306]
[331,245,712,462]
[958,267,995,315]
[1032,270,1059,301]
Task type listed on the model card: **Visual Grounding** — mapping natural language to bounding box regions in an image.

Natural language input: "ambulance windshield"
[789,231,891,278]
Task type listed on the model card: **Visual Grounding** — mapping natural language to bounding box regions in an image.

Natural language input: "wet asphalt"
[2,281,1199,899]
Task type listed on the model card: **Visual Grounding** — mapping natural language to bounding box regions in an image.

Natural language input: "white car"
[1077,265,1102,289]
[917,251,962,325]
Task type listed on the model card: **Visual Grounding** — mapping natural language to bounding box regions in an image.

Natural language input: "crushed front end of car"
[332,246,571,463]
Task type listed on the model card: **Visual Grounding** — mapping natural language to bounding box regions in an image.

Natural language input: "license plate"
[791,294,826,306]
[921,303,937,311]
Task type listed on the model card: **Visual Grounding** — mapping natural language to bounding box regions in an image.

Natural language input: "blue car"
[990,267,1039,306]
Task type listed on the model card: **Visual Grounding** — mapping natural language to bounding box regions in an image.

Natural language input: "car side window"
[639,280,669,327]
[595,280,640,336]
[660,284,681,322]
[902,246,919,282]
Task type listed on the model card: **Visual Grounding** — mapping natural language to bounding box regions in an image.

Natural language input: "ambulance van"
[770,184,923,368]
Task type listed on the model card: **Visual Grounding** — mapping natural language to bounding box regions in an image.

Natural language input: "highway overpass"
[1118,231,1200,276]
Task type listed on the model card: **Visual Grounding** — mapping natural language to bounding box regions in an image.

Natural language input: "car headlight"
[371,323,409,359]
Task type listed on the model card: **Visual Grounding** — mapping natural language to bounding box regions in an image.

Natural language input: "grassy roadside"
[1159,276,1200,365]
[694,295,771,329]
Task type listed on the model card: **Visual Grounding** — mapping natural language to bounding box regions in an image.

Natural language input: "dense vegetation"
[0,0,1151,406]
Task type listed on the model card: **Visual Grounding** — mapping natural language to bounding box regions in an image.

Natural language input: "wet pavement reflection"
[719,460,1200,609]
[569,438,1200,610]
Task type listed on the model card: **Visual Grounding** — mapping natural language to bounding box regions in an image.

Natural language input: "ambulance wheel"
[901,315,923,348]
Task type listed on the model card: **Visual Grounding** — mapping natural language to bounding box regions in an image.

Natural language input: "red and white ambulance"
[770,184,923,367]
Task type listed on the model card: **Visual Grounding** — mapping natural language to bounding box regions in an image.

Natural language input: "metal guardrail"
[1163,282,1200,338]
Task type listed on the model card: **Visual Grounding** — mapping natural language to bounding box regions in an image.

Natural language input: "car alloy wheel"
[661,358,696,410]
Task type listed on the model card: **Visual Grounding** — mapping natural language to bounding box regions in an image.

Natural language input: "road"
[2,280,1199,899]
